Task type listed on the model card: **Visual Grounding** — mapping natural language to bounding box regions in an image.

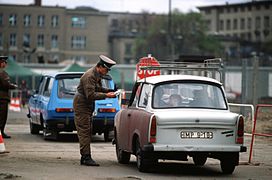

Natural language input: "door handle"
[128,113,131,117]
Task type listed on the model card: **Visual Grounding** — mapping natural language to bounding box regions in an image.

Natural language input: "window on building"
[240,7,245,12]
[51,15,59,27]
[9,14,17,26]
[0,14,3,26]
[234,7,238,13]
[205,9,211,15]
[51,35,58,48]
[71,36,86,49]
[226,19,231,30]
[219,20,224,31]
[0,33,2,48]
[10,33,16,47]
[71,16,86,28]
[206,20,211,31]
[24,15,31,27]
[248,6,252,11]
[247,17,252,29]
[37,15,45,27]
[125,43,132,55]
[247,32,252,41]
[72,56,86,63]
[233,19,238,30]
[264,16,270,28]
[111,19,119,30]
[23,34,30,47]
[37,34,44,47]
[240,18,245,30]
[255,16,261,29]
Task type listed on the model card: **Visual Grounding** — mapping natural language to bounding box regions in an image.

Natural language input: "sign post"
[136,55,160,80]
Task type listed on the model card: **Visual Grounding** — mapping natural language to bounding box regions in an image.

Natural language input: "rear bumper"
[143,144,247,152]
[45,118,75,131]
[92,117,114,133]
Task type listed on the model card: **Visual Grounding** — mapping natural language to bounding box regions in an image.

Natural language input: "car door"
[29,76,45,124]
[36,77,52,124]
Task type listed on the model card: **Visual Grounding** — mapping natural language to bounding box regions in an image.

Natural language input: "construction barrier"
[0,132,9,154]
[9,90,22,112]
[249,104,272,163]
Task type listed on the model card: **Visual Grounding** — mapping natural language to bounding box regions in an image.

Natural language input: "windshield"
[152,82,227,109]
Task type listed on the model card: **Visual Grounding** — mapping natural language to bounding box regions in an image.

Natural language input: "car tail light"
[55,108,73,113]
[149,115,157,143]
[236,116,244,144]
[98,108,116,113]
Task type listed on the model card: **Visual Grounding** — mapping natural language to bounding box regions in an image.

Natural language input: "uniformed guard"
[73,55,117,166]
[0,56,17,138]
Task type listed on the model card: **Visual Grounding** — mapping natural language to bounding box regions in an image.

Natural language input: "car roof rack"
[139,57,224,82]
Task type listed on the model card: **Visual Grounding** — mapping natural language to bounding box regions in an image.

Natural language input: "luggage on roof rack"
[137,55,224,82]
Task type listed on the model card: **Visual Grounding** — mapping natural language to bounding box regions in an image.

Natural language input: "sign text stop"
[136,56,160,79]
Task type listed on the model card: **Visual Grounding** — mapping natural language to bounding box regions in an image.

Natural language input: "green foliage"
[134,11,222,59]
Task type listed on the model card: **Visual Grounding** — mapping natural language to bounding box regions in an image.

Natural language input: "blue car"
[27,72,120,141]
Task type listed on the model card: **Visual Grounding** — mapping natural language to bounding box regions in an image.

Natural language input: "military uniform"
[0,56,17,138]
[73,55,116,166]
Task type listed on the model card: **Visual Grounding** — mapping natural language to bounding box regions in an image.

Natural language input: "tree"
[134,10,223,60]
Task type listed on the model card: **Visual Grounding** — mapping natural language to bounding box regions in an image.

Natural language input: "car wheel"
[104,130,113,142]
[136,139,157,172]
[29,118,40,135]
[193,155,207,166]
[220,153,238,174]
[43,123,58,140]
[115,137,130,164]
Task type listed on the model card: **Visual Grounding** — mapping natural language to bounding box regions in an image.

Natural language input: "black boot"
[80,155,99,166]
[1,132,11,139]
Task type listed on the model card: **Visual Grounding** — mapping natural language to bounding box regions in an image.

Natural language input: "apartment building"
[0,1,108,64]
[198,0,272,43]
[108,12,158,64]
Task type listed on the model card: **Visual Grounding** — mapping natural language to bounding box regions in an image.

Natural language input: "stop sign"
[136,55,160,79]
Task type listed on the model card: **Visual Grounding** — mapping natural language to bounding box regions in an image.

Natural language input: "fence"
[249,104,272,163]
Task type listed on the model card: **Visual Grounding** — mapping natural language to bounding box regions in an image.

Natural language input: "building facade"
[0,3,108,64]
[198,0,272,61]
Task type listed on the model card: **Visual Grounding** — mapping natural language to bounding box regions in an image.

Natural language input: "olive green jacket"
[0,69,17,101]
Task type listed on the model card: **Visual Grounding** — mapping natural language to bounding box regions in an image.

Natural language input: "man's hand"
[106,92,116,98]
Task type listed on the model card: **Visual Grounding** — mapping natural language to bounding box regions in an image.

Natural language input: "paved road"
[1,108,272,180]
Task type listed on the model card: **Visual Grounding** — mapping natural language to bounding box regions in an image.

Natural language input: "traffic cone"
[0,132,9,154]
[9,97,21,112]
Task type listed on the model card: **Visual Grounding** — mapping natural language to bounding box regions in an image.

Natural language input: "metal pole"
[241,58,247,104]
[252,55,259,108]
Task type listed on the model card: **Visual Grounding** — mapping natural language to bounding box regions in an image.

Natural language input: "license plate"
[180,131,213,139]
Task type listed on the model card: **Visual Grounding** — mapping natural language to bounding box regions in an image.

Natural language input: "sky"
[0,0,250,13]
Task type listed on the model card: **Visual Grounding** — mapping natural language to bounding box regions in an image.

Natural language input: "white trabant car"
[113,74,246,174]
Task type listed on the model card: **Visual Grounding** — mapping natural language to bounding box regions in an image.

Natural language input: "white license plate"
[180,131,213,139]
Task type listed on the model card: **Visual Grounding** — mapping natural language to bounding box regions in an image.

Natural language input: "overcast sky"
[0,0,250,13]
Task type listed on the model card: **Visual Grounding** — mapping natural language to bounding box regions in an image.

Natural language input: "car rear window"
[57,77,111,99]
[153,82,227,109]
[58,78,80,99]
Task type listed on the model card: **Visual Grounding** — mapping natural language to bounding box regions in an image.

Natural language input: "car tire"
[115,137,130,164]
[136,139,157,172]
[29,118,40,135]
[43,123,58,140]
[220,153,238,174]
[104,130,113,142]
[193,155,207,166]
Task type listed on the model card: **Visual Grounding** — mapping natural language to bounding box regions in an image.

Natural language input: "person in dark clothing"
[0,56,17,138]
[73,55,117,166]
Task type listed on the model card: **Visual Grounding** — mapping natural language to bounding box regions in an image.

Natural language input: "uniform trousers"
[0,100,9,133]
[73,94,93,156]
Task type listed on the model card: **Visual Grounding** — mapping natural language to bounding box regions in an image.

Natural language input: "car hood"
[154,109,239,126]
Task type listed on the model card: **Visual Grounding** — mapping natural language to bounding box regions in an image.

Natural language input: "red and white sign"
[136,55,160,79]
